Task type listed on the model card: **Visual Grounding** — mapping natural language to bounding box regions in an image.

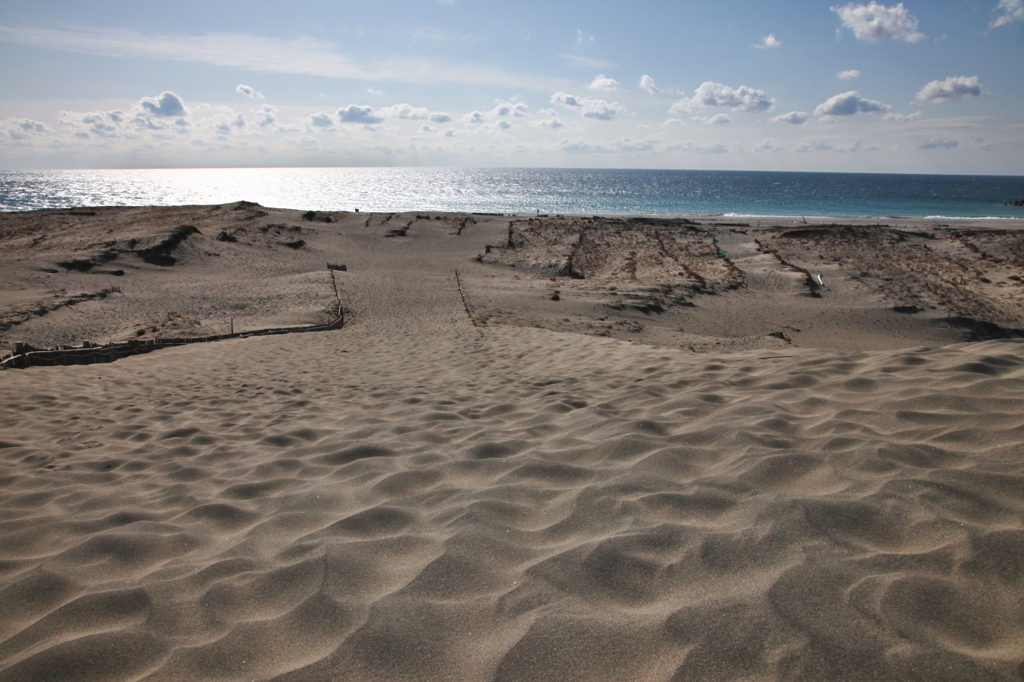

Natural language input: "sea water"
[1,167,1022,219]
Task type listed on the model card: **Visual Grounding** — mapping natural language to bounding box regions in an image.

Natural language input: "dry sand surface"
[1,204,1023,680]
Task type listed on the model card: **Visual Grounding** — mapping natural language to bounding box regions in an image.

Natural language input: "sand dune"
[1,206,1023,680]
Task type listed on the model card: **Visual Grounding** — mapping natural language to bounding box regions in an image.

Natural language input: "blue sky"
[1,0,1021,173]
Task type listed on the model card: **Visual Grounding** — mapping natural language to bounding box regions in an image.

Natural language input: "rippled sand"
[1,206,1023,680]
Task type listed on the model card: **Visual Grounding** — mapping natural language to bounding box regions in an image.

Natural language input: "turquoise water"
[1,167,1022,218]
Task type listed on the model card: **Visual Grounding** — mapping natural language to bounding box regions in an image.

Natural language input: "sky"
[1,0,1021,174]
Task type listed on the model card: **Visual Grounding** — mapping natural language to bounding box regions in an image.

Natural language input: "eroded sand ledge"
[1,204,1023,680]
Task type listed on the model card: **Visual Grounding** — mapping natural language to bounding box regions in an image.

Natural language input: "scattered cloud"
[837,69,861,80]
[550,92,627,120]
[367,89,384,95]
[551,92,583,108]
[583,99,629,121]
[991,0,1024,27]
[530,117,566,130]
[882,110,922,123]
[640,75,659,95]
[309,112,334,128]
[916,75,987,103]
[255,105,277,127]
[6,118,48,140]
[139,91,186,117]
[236,84,263,99]
[337,104,384,124]
[492,101,528,117]
[380,103,452,122]
[755,34,782,48]
[215,113,246,133]
[694,114,733,125]
[670,81,775,114]
[560,137,657,155]
[814,91,890,117]
[771,111,810,125]
[588,74,620,91]
[919,137,958,149]
[831,2,925,43]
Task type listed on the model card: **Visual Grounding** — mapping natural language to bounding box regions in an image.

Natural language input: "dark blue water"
[1,168,1022,218]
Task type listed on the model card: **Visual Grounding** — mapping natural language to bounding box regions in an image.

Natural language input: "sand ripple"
[2,328,1023,680]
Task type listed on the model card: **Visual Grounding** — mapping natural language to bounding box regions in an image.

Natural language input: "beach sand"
[1,205,1023,680]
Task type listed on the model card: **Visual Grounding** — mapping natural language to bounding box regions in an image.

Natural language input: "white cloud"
[551,92,583,108]
[492,101,528,117]
[694,114,733,125]
[59,110,125,139]
[236,84,263,99]
[882,110,922,123]
[6,118,48,140]
[814,91,890,116]
[337,104,384,124]
[560,137,657,155]
[992,0,1024,27]
[367,88,384,95]
[215,113,246,133]
[380,103,452,122]
[550,92,627,120]
[771,111,810,125]
[667,100,693,115]
[497,120,512,130]
[831,2,925,43]
[755,34,782,48]
[11,118,47,133]
[640,75,659,95]
[0,24,565,91]
[256,105,277,127]
[588,74,620,91]
[139,91,186,117]
[916,75,987,103]
[837,69,861,80]
[530,117,565,130]
[582,99,628,121]
[671,81,776,113]
[309,112,334,128]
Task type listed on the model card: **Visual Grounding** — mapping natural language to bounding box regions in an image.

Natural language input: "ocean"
[1,167,1022,219]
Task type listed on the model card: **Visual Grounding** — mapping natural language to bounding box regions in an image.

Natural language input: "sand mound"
[1,208,1023,680]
